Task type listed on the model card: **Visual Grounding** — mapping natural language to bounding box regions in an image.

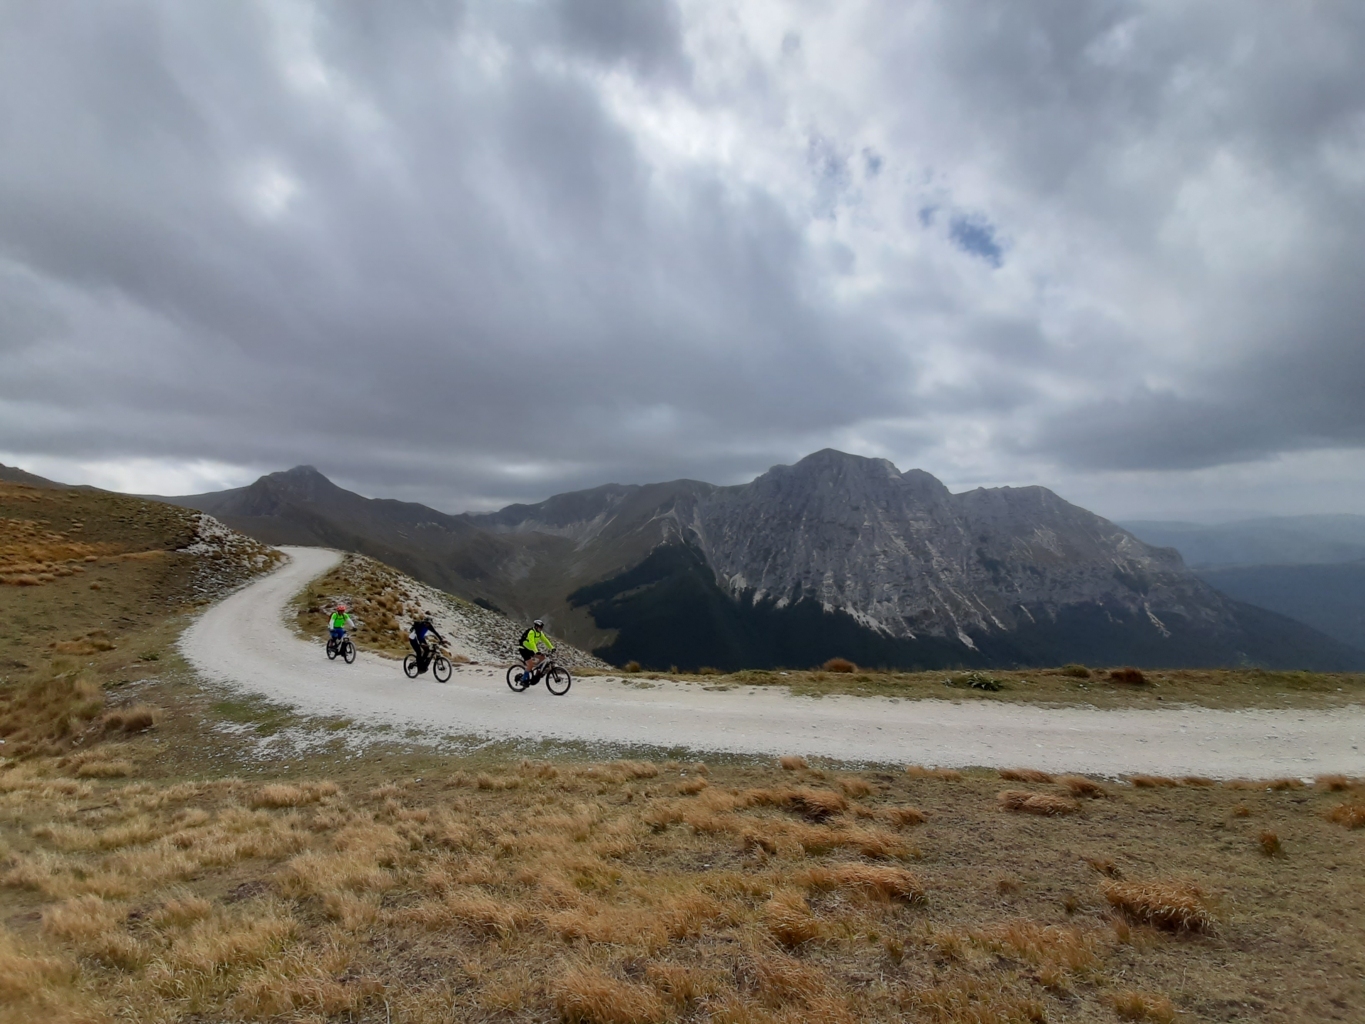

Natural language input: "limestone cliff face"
[691,449,1233,648]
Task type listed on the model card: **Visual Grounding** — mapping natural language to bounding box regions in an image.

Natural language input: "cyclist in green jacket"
[517,620,553,685]
[328,605,354,642]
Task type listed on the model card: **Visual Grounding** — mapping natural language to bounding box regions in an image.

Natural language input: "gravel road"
[180,546,1365,777]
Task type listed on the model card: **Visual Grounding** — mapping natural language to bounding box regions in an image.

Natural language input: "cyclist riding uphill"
[408,615,447,672]
[517,620,553,685]
[328,605,354,642]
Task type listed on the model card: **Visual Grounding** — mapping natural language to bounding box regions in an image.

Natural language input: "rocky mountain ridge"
[164,451,1365,671]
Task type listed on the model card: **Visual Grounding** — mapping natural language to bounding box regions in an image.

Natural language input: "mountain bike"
[506,654,571,696]
[326,633,356,664]
[404,642,452,683]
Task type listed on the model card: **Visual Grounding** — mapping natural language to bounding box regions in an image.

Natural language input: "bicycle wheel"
[326,640,338,661]
[403,655,421,679]
[432,655,451,682]
[342,640,356,664]
[546,665,572,696]
[506,665,528,692]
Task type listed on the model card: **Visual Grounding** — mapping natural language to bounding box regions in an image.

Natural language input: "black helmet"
[533,619,544,628]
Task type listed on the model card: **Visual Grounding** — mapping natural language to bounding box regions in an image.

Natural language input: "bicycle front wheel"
[432,655,451,683]
[403,655,421,679]
[342,640,356,664]
[546,666,572,696]
[506,665,527,692]
[326,640,338,661]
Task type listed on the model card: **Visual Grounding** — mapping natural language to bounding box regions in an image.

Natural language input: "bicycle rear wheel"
[403,655,421,679]
[546,665,572,696]
[342,640,356,664]
[506,665,527,692]
[432,655,451,682]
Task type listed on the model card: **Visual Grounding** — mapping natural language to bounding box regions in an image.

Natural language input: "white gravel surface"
[180,546,1365,777]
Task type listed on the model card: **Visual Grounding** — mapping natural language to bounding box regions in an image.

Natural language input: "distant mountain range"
[1122,516,1365,653]
[159,450,1365,672]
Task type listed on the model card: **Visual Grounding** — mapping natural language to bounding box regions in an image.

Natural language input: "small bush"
[822,657,857,673]
[1258,830,1283,857]
[998,790,1079,816]
[623,661,642,673]
[1109,667,1147,685]
[1102,879,1214,933]
[1327,802,1365,829]
[1060,663,1091,679]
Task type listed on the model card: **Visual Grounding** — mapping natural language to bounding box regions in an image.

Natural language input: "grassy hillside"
[3,482,1364,1022]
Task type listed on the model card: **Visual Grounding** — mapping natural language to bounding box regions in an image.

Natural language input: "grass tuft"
[822,657,857,673]
[803,863,926,902]
[778,755,807,771]
[1131,775,1178,789]
[1059,775,1108,798]
[1101,879,1214,933]
[998,790,1079,816]
[765,891,821,947]
[1000,767,1053,784]
[1258,830,1283,857]
[1326,801,1365,829]
[1110,990,1179,1022]
[1109,667,1147,685]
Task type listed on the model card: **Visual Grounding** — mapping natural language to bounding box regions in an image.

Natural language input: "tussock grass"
[1058,775,1108,798]
[1131,775,1179,788]
[1,747,1359,1022]
[553,966,668,1024]
[1315,774,1355,791]
[1101,879,1214,933]
[802,863,925,902]
[821,657,857,673]
[1259,830,1284,857]
[998,790,1080,816]
[1110,990,1179,1022]
[778,755,807,771]
[1109,667,1147,685]
[905,765,963,781]
[1326,801,1365,829]
[999,768,1053,784]
[883,805,926,828]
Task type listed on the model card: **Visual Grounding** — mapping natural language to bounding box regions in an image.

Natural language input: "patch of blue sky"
[949,214,1004,267]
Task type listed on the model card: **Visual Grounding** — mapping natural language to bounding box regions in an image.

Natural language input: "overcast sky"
[3,1,1364,521]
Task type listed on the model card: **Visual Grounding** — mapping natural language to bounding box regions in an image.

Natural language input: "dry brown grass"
[998,790,1080,816]
[883,805,926,828]
[1315,774,1355,791]
[1101,879,1214,933]
[552,966,668,1024]
[2,736,1362,1022]
[1109,667,1148,685]
[905,765,963,781]
[1326,801,1365,829]
[1131,775,1179,788]
[777,755,807,771]
[821,657,857,673]
[1110,990,1180,1022]
[1259,830,1284,857]
[999,767,1053,784]
[1058,775,1108,798]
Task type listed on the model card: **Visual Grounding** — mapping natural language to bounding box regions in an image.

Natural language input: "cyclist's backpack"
[519,627,534,648]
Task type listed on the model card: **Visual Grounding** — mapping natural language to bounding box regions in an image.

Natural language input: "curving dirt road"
[180,547,1365,777]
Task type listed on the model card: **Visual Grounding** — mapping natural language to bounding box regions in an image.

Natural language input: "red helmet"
[336,604,346,612]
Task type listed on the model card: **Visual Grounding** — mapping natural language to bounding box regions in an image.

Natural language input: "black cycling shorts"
[517,647,539,662]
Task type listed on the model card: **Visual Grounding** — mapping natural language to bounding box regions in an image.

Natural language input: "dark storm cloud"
[1,1,1364,511]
